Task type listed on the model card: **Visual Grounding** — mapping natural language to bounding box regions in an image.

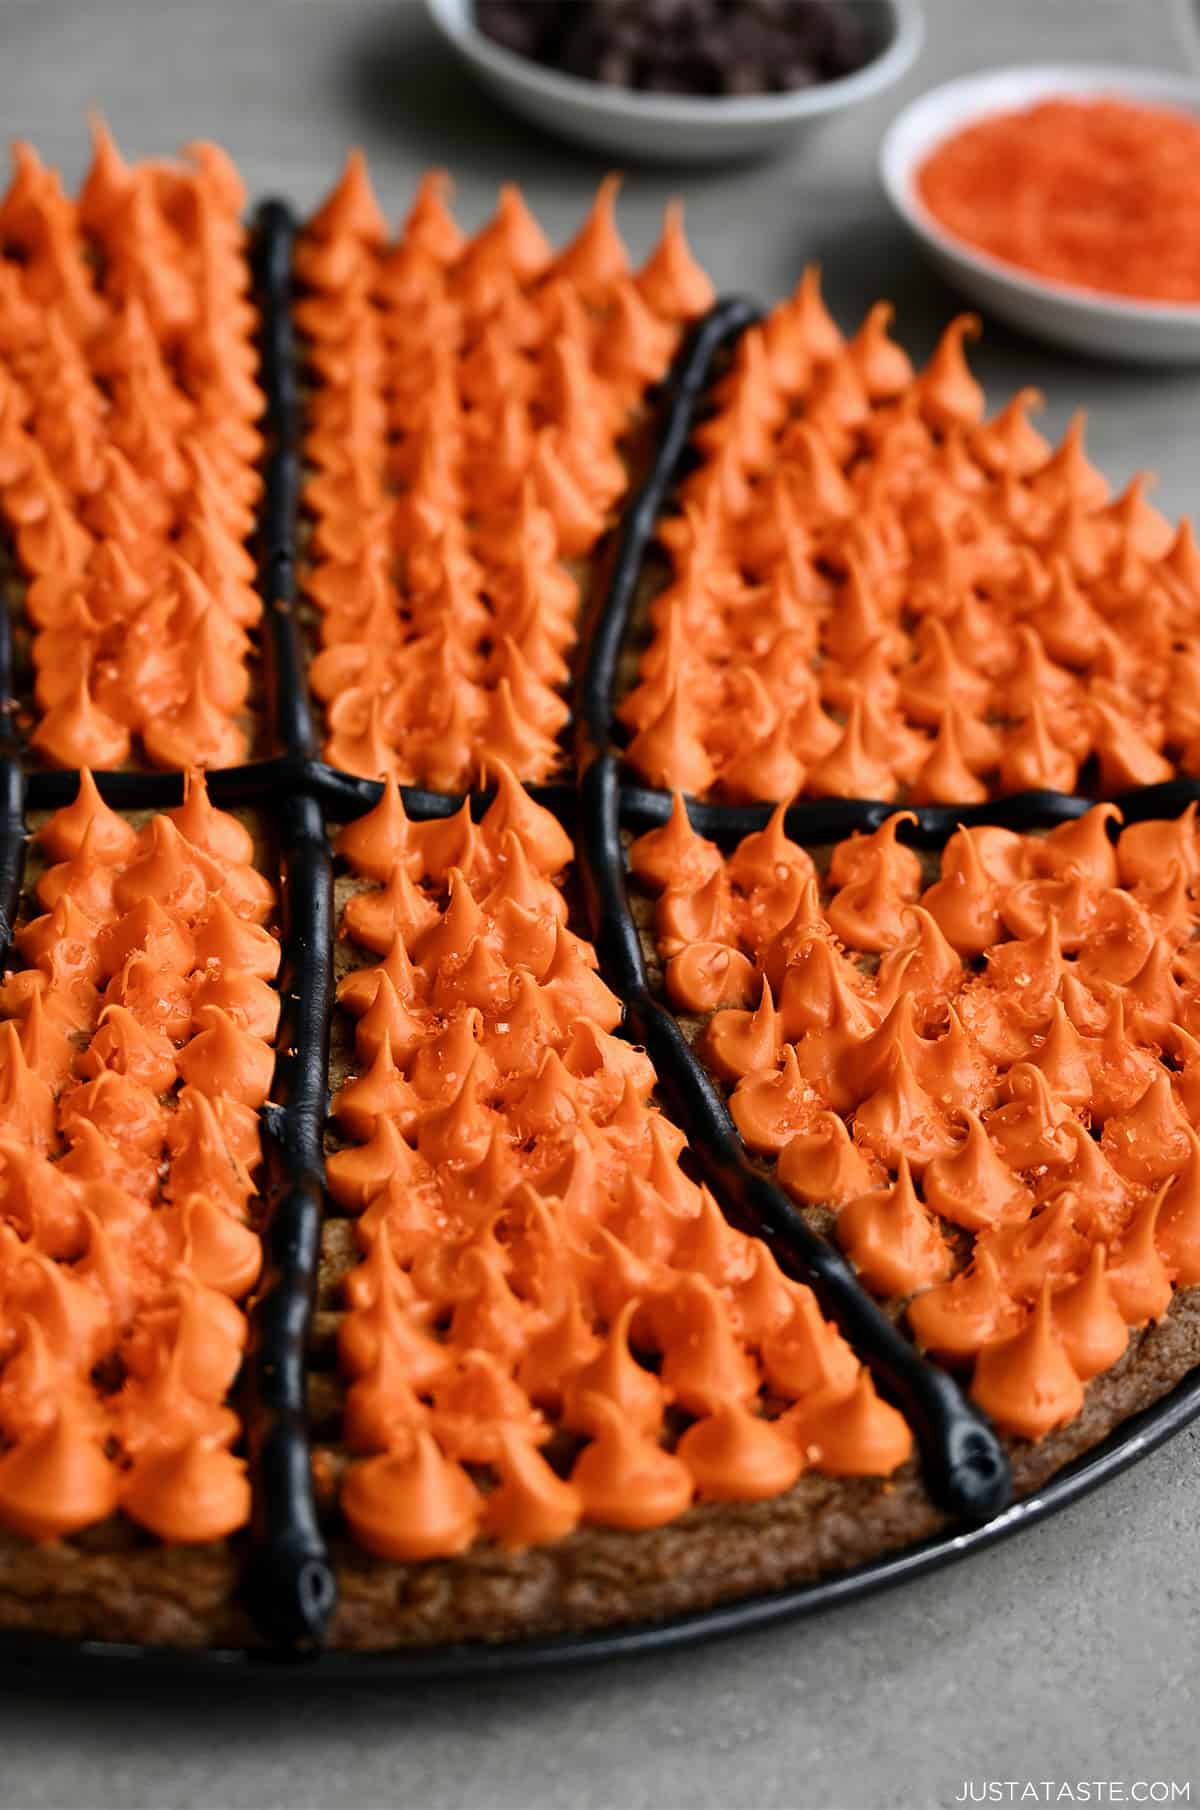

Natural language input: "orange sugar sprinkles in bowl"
[916,96,1200,304]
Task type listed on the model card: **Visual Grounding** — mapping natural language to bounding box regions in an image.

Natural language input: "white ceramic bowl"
[426,0,924,165]
[880,65,1200,364]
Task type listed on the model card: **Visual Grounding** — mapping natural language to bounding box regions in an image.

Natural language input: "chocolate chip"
[595,48,636,86]
[473,0,870,97]
[723,61,767,95]
[776,58,818,91]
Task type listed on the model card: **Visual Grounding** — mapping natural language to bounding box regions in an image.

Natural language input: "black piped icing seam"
[238,201,334,1646]
[2,202,338,1650]
[574,753,1013,1523]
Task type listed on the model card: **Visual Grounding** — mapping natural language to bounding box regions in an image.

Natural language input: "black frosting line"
[571,734,1013,1527]
[252,200,317,767]
[243,789,337,1648]
[0,203,342,1641]
[21,757,299,815]
[574,750,1010,1523]
[0,757,25,954]
[308,762,578,827]
[575,297,761,768]
[572,301,1014,1521]
[235,199,335,1648]
[616,776,1200,843]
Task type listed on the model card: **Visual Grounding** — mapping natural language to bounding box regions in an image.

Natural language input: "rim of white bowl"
[880,63,1200,325]
[426,0,925,126]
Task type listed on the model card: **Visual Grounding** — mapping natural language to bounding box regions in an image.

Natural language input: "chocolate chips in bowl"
[426,0,923,162]
[474,0,870,99]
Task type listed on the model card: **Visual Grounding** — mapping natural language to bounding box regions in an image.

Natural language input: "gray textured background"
[2,2,1199,1806]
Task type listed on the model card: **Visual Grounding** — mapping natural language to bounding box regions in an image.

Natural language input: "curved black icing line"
[574,302,1013,1521]
[575,296,761,767]
[575,751,1010,1523]
[4,1360,1200,1681]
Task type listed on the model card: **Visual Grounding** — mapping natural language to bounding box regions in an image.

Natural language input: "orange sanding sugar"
[916,96,1200,303]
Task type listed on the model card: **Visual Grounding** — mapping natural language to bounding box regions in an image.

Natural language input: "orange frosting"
[0,131,262,769]
[327,776,911,1560]
[908,1250,1023,1361]
[0,772,275,1547]
[620,260,1195,802]
[569,1399,692,1529]
[298,160,711,789]
[971,1286,1083,1441]
[837,1158,953,1296]
[677,1400,803,1502]
[483,1430,582,1550]
[634,804,1200,1441]
[0,1410,120,1541]
[121,1440,250,1542]
[1050,1246,1129,1381]
[783,1373,912,1476]
[342,1432,482,1561]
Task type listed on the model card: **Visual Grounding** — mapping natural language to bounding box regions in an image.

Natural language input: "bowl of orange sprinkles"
[881,66,1200,362]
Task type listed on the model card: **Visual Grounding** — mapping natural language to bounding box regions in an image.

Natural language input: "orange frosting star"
[837,1157,954,1296]
[122,1440,251,1543]
[342,1432,483,1561]
[971,1286,1084,1441]
[484,1430,582,1550]
[570,1398,694,1530]
[0,1410,119,1542]
[783,1373,912,1476]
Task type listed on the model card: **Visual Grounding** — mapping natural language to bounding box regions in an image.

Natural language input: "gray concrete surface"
[1,1,1198,1805]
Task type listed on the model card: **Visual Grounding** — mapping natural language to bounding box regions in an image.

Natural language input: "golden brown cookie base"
[321,1287,1200,1650]
[4,818,1200,1654]
[2,1291,1196,1653]
[0,1530,255,1648]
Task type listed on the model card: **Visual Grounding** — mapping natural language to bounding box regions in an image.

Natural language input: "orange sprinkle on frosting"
[633,803,1200,1441]
[0,771,275,1545]
[0,126,263,770]
[621,260,1198,805]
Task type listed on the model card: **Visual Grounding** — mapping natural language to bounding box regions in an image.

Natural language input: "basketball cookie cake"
[0,127,1196,1657]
